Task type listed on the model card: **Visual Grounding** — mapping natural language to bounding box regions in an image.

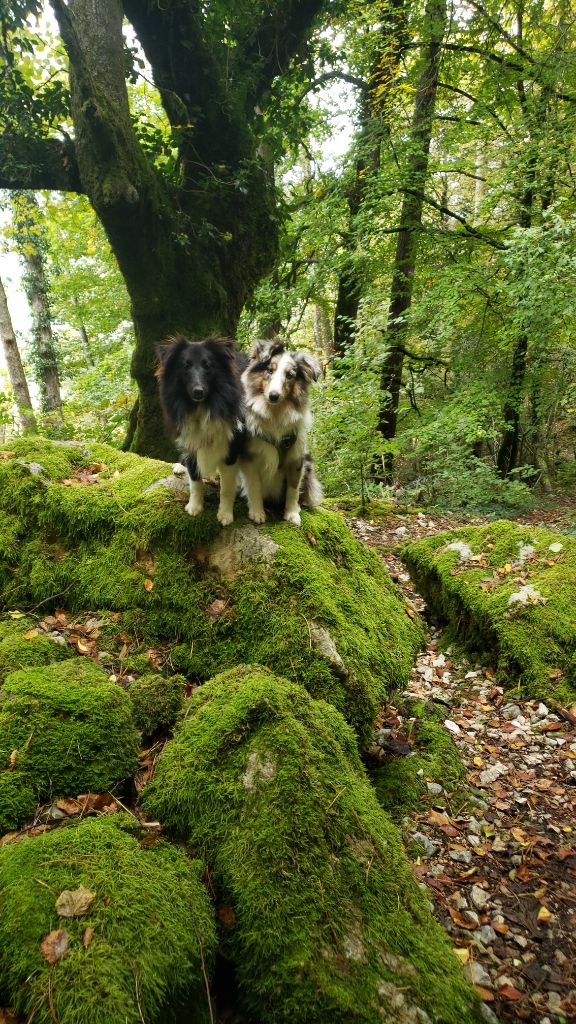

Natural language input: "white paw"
[217,509,234,526]
[284,509,301,526]
[249,508,266,525]
[185,500,203,516]
[172,462,187,476]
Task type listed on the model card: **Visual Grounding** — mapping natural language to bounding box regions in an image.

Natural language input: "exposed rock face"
[142,666,482,1024]
[206,524,280,578]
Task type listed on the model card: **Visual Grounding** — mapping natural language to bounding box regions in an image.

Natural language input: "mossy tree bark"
[376,0,446,478]
[0,275,37,433]
[11,193,63,420]
[0,0,327,458]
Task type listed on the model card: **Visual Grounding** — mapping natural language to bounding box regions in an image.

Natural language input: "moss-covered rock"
[128,673,186,736]
[402,521,576,701]
[143,666,481,1024]
[0,616,71,679]
[370,700,466,821]
[0,815,216,1023]
[0,659,139,829]
[0,438,424,741]
[0,771,37,836]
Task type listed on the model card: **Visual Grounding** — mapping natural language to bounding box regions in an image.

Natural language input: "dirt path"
[349,511,576,1024]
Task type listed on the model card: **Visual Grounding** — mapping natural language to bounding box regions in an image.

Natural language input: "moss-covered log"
[402,520,576,701]
[0,438,423,742]
[0,815,216,1024]
[143,665,481,1024]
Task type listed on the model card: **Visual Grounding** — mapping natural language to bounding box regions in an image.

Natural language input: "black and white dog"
[156,335,247,525]
[240,338,323,526]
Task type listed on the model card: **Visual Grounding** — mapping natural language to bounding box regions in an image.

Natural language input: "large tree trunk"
[377,0,447,476]
[0,275,37,433]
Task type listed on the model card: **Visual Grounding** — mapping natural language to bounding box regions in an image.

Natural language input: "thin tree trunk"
[12,193,63,419]
[72,295,94,366]
[377,0,447,474]
[0,275,37,432]
[333,0,409,357]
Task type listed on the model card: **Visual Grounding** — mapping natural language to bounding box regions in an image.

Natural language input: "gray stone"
[143,474,189,496]
[449,849,472,865]
[475,925,496,946]
[470,884,490,910]
[465,962,492,987]
[412,832,438,858]
[426,782,443,797]
[207,526,280,579]
[309,622,348,679]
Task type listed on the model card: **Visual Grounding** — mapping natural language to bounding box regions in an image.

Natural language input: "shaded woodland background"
[0,0,575,515]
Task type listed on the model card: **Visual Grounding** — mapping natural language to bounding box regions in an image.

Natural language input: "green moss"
[371,701,466,821]
[0,815,216,1023]
[0,659,139,818]
[0,616,71,679]
[0,771,37,836]
[402,521,576,702]
[0,439,424,742]
[128,673,185,736]
[143,666,481,1024]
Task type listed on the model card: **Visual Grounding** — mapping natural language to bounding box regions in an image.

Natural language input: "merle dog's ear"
[296,351,322,383]
[155,335,189,377]
[249,338,272,362]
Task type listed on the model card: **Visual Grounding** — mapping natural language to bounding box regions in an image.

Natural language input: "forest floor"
[348,501,576,1024]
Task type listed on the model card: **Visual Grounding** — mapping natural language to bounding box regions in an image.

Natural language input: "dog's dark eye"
[286,369,295,380]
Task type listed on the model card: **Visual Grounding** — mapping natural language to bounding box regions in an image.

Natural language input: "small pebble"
[449,849,473,865]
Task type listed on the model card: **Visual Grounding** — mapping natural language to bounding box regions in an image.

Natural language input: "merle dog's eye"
[286,369,295,380]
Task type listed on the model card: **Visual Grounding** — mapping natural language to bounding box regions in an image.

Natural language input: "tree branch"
[296,70,366,105]
[437,81,509,133]
[399,187,507,248]
[247,0,328,99]
[0,134,82,192]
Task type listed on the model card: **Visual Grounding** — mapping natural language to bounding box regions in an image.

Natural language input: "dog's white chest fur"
[177,412,233,477]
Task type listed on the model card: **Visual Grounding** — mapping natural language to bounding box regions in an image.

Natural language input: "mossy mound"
[0,437,424,741]
[0,771,37,836]
[402,520,576,701]
[371,700,466,821]
[0,815,216,1023]
[0,615,71,679]
[0,659,139,830]
[143,666,481,1024]
[128,673,186,736]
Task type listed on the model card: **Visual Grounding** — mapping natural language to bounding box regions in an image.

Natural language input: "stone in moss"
[0,616,71,680]
[143,666,481,1024]
[0,771,37,836]
[128,673,185,736]
[0,439,424,743]
[0,815,216,1023]
[0,659,139,820]
[402,521,576,701]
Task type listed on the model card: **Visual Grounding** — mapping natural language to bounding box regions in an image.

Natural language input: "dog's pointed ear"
[249,338,272,362]
[296,351,322,382]
[156,335,188,377]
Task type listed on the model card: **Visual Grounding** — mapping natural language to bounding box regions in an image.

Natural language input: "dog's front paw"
[185,499,203,516]
[217,508,234,526]
[284,509,301,526]
[248,508,266,525]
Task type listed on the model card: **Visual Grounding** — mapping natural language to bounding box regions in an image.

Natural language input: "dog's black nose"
[268,391,279,403]
[192,387,205,401]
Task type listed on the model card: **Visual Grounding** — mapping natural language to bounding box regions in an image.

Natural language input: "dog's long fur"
[156,335,247,525]
[240,338,323,526]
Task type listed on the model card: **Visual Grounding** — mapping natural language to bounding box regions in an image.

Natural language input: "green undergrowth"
[143,666,481,1024]
[370,700,467,822]
[0,438,424,742]
[128,673,186,736]
[0,659,139,831]
[0,815,216,1024]
[402,521,576,702]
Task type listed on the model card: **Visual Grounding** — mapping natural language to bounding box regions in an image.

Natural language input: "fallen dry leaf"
[306,531,317,546]
[498,983,524,1001]
[536,905,552,924]
[144,578,154,592]
[447,907,477,930]
[23,628,38,640]
[40,929,69,964]
[55,885,95,918]
[82,927,95,948]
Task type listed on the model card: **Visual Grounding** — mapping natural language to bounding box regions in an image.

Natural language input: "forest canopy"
[0,0,575,511]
